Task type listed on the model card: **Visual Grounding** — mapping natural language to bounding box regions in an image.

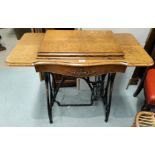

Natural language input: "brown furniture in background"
[14,28,75,39]
[14,28,31,39]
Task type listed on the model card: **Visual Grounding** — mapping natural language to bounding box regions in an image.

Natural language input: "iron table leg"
[44,72,53,123]
[101,73,116,122]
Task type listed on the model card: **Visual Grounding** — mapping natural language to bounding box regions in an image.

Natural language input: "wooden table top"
[6,31,154,67]
[39,30,123,56]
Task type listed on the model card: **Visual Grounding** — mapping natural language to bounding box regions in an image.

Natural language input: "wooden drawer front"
[35,64,127,77]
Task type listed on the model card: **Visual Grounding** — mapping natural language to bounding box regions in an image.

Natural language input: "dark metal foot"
[105,117,108,122]
[47,104,53,123]
[44,72,54,124]
[102,73,116,122]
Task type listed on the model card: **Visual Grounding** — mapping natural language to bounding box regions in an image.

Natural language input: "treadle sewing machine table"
[6,30,153,123]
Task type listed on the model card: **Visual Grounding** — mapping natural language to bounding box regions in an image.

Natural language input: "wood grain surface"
[6,31,154,67]
[34,63,127,77]
[39,30,123,55]
[6,33,44,66]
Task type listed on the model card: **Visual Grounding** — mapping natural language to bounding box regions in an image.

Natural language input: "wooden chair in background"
[133,111,155,127]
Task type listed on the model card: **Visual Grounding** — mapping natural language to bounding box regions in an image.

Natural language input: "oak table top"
[6,31,154,67]
[39,30,123,56]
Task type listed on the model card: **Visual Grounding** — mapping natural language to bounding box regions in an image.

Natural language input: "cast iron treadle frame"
[44,72,116,123]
